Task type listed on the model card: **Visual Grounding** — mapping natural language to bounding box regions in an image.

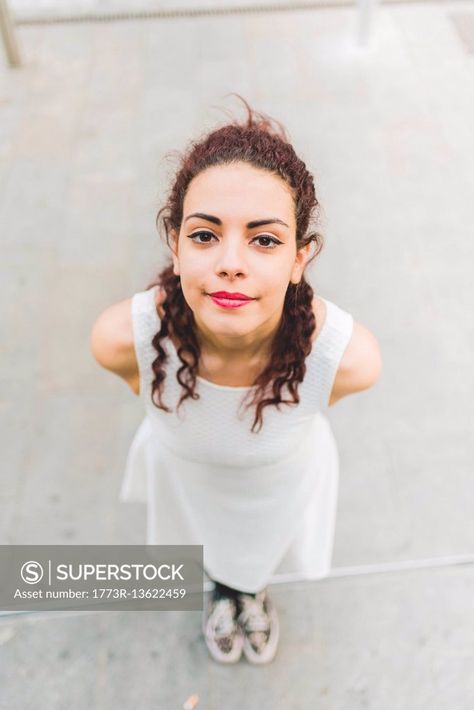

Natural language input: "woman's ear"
[170,229,180,276]
[290,242,312,285]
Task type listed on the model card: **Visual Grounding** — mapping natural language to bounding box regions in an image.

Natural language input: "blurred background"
[0,0,473,707]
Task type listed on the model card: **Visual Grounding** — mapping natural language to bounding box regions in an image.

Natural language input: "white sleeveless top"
[119,285,354,593]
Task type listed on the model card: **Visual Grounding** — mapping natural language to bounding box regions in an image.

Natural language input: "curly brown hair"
[144,94,324,433]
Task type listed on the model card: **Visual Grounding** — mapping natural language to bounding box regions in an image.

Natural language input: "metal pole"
[0,0,21,67]
[356,0,378,46]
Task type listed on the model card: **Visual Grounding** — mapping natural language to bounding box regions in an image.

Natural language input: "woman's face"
[170,161,311,352]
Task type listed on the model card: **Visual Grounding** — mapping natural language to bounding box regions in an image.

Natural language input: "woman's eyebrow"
[184,212,289,229]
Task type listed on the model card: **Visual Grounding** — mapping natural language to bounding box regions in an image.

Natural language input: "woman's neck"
[193,312,279,364]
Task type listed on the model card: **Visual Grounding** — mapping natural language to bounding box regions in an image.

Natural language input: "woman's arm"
[89,297,140,395]
[329,321,382,406]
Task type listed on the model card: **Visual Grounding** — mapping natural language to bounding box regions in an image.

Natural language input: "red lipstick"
[208,291,255,309]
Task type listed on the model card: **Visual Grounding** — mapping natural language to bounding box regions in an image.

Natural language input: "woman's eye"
[252,235,281,249]
[187,231,282,249]
[187,230,216,244]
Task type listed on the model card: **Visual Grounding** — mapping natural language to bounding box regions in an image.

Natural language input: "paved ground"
[0,1,473,708]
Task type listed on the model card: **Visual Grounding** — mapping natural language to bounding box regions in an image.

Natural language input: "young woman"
[90,96,382,666]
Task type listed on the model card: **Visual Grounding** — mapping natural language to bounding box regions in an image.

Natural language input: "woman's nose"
[214,240,248,276]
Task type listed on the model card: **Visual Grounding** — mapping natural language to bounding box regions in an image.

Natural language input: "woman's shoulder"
[311,296,327,343]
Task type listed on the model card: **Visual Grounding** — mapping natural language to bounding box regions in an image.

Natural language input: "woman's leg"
[212,579,256,599]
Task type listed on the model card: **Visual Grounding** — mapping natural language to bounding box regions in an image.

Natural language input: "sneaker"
[202,591,244,664]
[236,589,280,664]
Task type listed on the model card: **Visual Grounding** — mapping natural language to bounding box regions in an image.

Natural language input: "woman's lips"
[208,295,254,309]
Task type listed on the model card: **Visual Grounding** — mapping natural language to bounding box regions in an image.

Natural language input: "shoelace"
[209,597,237,636]
[238,594,270,632]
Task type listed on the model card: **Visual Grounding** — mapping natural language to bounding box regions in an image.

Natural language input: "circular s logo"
[21,561,44,584]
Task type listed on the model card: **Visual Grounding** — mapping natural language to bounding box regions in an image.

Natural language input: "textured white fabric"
[119,285,354,593]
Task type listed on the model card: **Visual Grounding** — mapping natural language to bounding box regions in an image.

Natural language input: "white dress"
[119,285,354,594]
